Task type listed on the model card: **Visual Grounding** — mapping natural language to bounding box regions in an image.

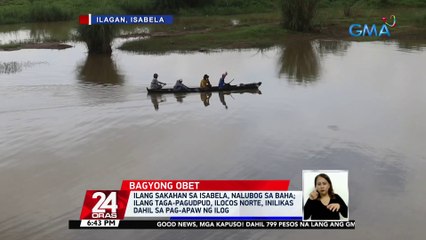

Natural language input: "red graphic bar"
[79,15,89,25]
[121,180,290,191]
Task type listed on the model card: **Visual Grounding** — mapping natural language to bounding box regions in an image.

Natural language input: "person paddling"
[218,72,229,89]
[173,79,189,91]
[150,73,166,89]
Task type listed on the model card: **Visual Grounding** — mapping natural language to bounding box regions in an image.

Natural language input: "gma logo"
[349,24,391,37]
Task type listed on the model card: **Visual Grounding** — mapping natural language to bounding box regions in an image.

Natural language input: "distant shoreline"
[1,9,425,52]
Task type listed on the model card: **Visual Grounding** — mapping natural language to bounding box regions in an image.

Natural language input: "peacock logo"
[381,15,397,28]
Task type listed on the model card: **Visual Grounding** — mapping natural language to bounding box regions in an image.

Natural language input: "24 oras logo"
[80,190,129,220]
[349,15,397,37]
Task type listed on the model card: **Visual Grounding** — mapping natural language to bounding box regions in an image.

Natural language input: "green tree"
[77,25,117,55]
[151,0,212,12]
[281,0,319,32]
[153,0,180,12]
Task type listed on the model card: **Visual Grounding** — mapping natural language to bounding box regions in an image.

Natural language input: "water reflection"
[76,55,124,85]
[316,39,351,56]
[0,22,75,44]
[200,92,212,106]
[278,39,351,84]
[29,26,51,42]
[150,94,166,111]
[397,40,426,52]
[218,92,228,109]
[148,90,261,110]
[218,90,262,109]
[0,61,46,74]
[29,22,74,42]
[174,93,187,103]
[76,55,126,105]
[278,40,320,84]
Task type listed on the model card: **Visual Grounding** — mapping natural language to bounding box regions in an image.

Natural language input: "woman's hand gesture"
[309,190,318,200]
[327,203,340,212]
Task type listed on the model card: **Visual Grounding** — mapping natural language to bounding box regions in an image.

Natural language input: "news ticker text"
[69,220,355,229]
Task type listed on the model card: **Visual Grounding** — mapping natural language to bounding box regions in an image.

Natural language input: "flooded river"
[1,23,426,240]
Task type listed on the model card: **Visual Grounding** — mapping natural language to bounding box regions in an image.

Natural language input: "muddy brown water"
[1,23,426,240]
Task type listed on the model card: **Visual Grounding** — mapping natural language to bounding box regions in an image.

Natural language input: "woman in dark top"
[304,173,348,220]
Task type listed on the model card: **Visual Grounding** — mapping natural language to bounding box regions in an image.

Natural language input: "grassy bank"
[119,7,426,54]
[120,23,289,53]
[0,0,278,24]
[0,0,108,24]
[1,0,425,25]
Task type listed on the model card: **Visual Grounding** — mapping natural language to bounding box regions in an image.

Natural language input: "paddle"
[158,79,184,86]
[223,78,234,88]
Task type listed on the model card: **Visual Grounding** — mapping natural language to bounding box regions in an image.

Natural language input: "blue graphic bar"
[170,216,303,221]
[86,15,173,25]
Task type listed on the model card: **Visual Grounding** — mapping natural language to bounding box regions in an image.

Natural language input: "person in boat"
[150,73,166,90]
[304,173,348,220]
[173,79,190,91]
[218,72,229,89]
[200,74,212,90]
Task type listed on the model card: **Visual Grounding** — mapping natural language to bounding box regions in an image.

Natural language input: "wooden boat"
[147,82,262,94]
